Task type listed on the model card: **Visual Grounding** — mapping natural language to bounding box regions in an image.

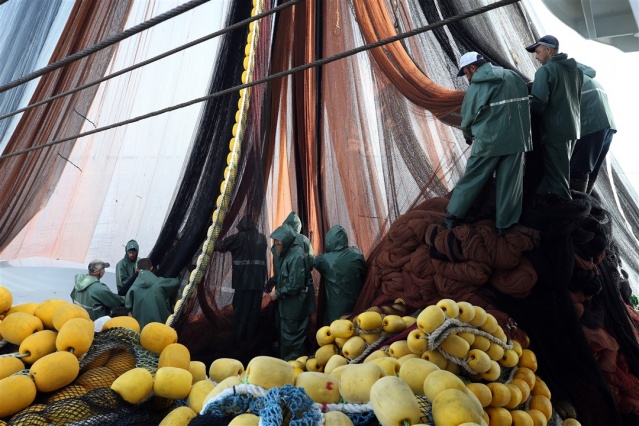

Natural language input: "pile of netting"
[1,328,172,426]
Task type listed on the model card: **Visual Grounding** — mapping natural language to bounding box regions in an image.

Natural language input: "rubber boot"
[444,213,457,230]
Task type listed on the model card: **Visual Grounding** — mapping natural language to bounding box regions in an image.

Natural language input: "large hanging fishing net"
[1,1,639,425]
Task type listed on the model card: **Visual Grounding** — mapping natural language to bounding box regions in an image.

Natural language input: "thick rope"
[0,0,304,123]
[0,0,521,161]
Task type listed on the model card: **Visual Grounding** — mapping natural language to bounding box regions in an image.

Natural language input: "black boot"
[444,213,457,230]
[586,179,596,195]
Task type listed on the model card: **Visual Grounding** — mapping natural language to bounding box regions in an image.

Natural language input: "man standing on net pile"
[125,258,180,329]
[269,224,316,361]
[569,62,616,194]
[444,52,532,236]
[214,215,267,344]
[526,35,583,200]
[71,260,124,321]
[314,225,366,325]
[116,239,139,296]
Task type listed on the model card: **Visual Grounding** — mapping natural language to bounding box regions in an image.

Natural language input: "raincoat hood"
[125,239,139,255]
[577,62,596,78]
[283,212,302,233]
[325,225,348,252]
[74,274,100,291]
[271,224,296,255]
[237,216,256,232]
[549,53,578,72]
[469,62,504,84]
[133,270,156,288]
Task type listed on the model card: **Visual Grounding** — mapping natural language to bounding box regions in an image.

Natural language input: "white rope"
[315,401,374,414]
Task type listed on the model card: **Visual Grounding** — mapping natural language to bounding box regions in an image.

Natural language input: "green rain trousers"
[447,152,524,229]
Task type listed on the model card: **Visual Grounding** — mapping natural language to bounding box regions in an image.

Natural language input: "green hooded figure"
[71,260,124,321]
[270,224,316,360]
[116,239,139,295]
[314,225,366,325]
[271,212,314,284]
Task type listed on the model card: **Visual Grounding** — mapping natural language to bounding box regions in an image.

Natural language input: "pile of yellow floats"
[0,284,583,426]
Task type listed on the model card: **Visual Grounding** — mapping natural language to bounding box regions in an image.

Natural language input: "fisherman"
[71,260,124,321]
[116,239,139,296]
[314,225,366,324]
[526,35,583,200]
[125,258,180,329]
[570,62,616,194]
[214,215,267,343]
[269,224,316,361]
[445,52,532,236]
[268,211,313,291]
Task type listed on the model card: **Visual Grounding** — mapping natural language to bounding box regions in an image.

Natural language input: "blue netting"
[259,384,322,426]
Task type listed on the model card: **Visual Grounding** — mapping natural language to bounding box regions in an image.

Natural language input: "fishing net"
[2,328,170,426]
[2,0,639,425]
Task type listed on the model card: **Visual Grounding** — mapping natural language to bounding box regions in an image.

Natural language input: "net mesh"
[1,0,639,425]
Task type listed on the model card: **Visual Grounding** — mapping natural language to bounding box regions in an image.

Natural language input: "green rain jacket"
[314,225,366,324]
[530,53,583,142]
[577,63,616,135]
[71,274,124,321]
[116,239,139,294]
[271,212,314,280]
[271,225,316,320]
[125,270,179,329]
[460,63,532,156]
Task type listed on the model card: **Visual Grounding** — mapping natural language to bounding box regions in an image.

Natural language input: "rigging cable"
[0,0,304,123]
[0,0,521,161]
[0,0,210,94]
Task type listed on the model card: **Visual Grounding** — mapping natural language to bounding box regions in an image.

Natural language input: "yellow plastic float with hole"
[324,354,348,375]
[0,312,44,345]
[0,374,38,418]
[56,317,95,357]
[189,361,207,384]
[357,311,383,330]
[315,343,339,366]
[18,330,58,364]
[139,322,178,354]
[388,340,412,359]
[5,302,38,316]
[159,406,197,426]
[440,333,470,359]
[33,299,68,330]
[436,299,460,318]
[423,369,468,402]
[382,315,406,333]
[187,380,216,413]
[208,358,244,383]
[370,376,422,426]
[341,336,366,360]
[329,319,354,339]
[101,316,140,333]
[0,357,25,380]
[29,350,80,392]
[294,371,340,404]
[245,356,294,389]
[431,388,484,426]
[417,305,446,333]
[338,363,385,403]
[51,303,90,331]
[158,343,191,370]
[316,326,334,346]
[398,358,439,395]
[154,367,193,399]
[0,285,13,315]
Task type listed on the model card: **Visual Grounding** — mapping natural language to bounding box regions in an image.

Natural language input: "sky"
[526,1,639,193]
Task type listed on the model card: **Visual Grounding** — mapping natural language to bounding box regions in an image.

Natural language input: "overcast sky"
[525,1,639,193]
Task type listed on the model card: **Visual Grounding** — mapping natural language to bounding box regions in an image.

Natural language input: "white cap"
[457,52,483,77]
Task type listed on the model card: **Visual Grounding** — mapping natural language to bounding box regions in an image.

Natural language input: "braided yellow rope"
[168,0,263,327]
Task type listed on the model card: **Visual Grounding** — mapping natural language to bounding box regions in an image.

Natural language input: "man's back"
[461,63,532,157]
[530,53,583,142]
[125,270,179,329]
[71,274,124,321]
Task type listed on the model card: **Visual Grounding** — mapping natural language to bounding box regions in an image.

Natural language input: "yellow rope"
[168,0,263,327]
